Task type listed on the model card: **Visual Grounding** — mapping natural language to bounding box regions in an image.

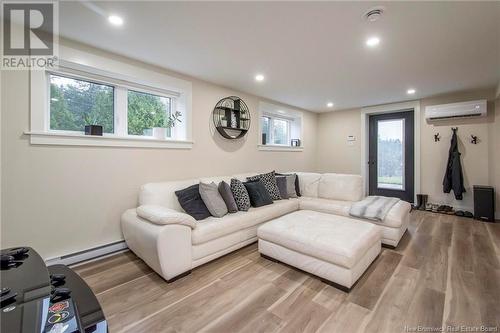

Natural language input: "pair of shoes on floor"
[425,203,436,211]
[437,205,455,214]
[455,210,473,218]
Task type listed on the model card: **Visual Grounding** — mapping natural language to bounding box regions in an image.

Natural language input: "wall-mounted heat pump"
[425,100,487,121]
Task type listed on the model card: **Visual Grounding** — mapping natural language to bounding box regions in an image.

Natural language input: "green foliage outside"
[50,78,114,133]
[50,75,182,137]
[377,137,403,185]
[378,176,403,185]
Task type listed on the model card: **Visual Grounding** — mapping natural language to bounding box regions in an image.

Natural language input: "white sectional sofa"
[121,172,411,282]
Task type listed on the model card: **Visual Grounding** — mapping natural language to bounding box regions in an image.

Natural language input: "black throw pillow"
[175,184,211,220]
[276,172,301,197]
[244,180,273,207]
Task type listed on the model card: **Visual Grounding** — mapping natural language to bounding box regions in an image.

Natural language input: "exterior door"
[368,110,414,203]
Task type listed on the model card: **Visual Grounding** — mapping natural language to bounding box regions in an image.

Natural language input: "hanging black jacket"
[442,128,465,200]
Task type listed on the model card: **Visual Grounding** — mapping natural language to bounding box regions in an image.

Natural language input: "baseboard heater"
[45,240,128,267]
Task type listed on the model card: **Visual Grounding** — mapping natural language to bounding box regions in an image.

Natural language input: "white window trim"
[360,100,421,203]
[258,101,303,151]
[28,60,193,149]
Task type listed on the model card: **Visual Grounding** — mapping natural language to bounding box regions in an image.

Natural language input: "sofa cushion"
[139,179,199,211]
[192,199,299,245]
[244,180,273,207]
[367,200,410,228]
[230,178,251,211]
[285,174,298,198]
[299,196,408,228]
[199,182,228,218]
[298,197,352,216]
[247,171,281,200]
[295,172,321,197]
[277,173,301,197]
[257,210,381,269]
[276,176,290,199]
[318,173,363,202]
[218,181,238,213]
[175,184,211,220]
[136,205,197,229]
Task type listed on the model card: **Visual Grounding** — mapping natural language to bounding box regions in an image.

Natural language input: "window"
[49,74,114,133]
[127,90,172,138]
[261,117,290,145]
[259,102,302,150]
[30,60,192,148]
[272,118,290,145]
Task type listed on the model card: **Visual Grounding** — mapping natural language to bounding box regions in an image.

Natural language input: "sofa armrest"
[136,205,196,229]
[121,209,192,281]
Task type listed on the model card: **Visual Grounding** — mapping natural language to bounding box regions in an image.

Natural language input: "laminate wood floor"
[73,211,500,333]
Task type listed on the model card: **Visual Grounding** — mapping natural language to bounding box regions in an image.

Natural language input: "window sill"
[24,131,193,149]
[258,144,303,152]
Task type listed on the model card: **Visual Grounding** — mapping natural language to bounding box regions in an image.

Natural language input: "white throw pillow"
[136,205,196,229]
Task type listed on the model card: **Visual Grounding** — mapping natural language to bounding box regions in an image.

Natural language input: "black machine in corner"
[473,186,496,222]
[1,246,107,333]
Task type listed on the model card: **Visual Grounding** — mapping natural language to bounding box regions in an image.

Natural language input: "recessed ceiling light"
[407,88,416,95]
[255,74,265,82]
[108,15,124,26]
[366,37,380,47]
[277,110,285,114]
[327,102,334,108]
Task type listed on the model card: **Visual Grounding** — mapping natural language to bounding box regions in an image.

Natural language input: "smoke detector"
[364,7,385,22]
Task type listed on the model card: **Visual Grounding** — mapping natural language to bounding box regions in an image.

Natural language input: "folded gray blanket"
[349,196,399,222]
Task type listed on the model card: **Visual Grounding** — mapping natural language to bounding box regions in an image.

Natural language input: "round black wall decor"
[212,96,251,139]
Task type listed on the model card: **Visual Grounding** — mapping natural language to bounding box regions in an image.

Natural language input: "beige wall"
[317,88,498,214]
[0,40,318,259]
[492,96,500,216]
[316,108,361,174]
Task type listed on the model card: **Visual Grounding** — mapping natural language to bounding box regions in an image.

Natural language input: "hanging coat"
[442,128,465,200]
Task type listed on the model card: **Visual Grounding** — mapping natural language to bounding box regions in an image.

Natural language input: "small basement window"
[29,60,193,149]
[258,102,303,150]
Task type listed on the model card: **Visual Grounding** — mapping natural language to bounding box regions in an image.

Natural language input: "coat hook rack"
[470,135,478,144]
[434,133,440,142]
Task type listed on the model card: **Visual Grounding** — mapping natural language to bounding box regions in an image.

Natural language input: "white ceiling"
[58,1,500,112]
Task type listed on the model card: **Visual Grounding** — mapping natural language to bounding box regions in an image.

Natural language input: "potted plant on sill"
[83,114,103,136]
[151,111,182,139]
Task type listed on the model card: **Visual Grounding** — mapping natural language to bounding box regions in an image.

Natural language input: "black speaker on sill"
[473,185,495,222]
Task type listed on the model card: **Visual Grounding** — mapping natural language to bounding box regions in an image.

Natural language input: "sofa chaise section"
[295,172,411,247]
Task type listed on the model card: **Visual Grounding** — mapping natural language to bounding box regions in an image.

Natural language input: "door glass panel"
[377,119,404,190]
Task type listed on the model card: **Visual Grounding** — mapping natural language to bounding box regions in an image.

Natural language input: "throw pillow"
[230,178,251,211]
[247,171,281,200]
[218,181,238,213]
[175,184,211,220]
[244,180,273,207]
[276,176,290,199]
[277,172,301,197]
[199,182,228,218]
[286,174,298,198]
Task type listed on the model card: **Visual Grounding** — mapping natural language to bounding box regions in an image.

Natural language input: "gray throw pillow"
[247,171,281,200]
[276,176,290,199]
[286,174,298,198]
[230,178,251,211]
[199,182,228,218]
[218,181,238,213]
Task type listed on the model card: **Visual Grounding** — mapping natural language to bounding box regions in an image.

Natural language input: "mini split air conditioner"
[425,100,487,121]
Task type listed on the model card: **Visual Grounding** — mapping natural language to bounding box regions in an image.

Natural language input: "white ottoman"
[257,210,381,291]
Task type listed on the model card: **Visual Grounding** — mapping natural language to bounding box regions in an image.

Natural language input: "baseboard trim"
[45,240,128,267]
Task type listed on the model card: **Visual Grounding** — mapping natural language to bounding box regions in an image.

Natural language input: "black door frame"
[368,110,415,203]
